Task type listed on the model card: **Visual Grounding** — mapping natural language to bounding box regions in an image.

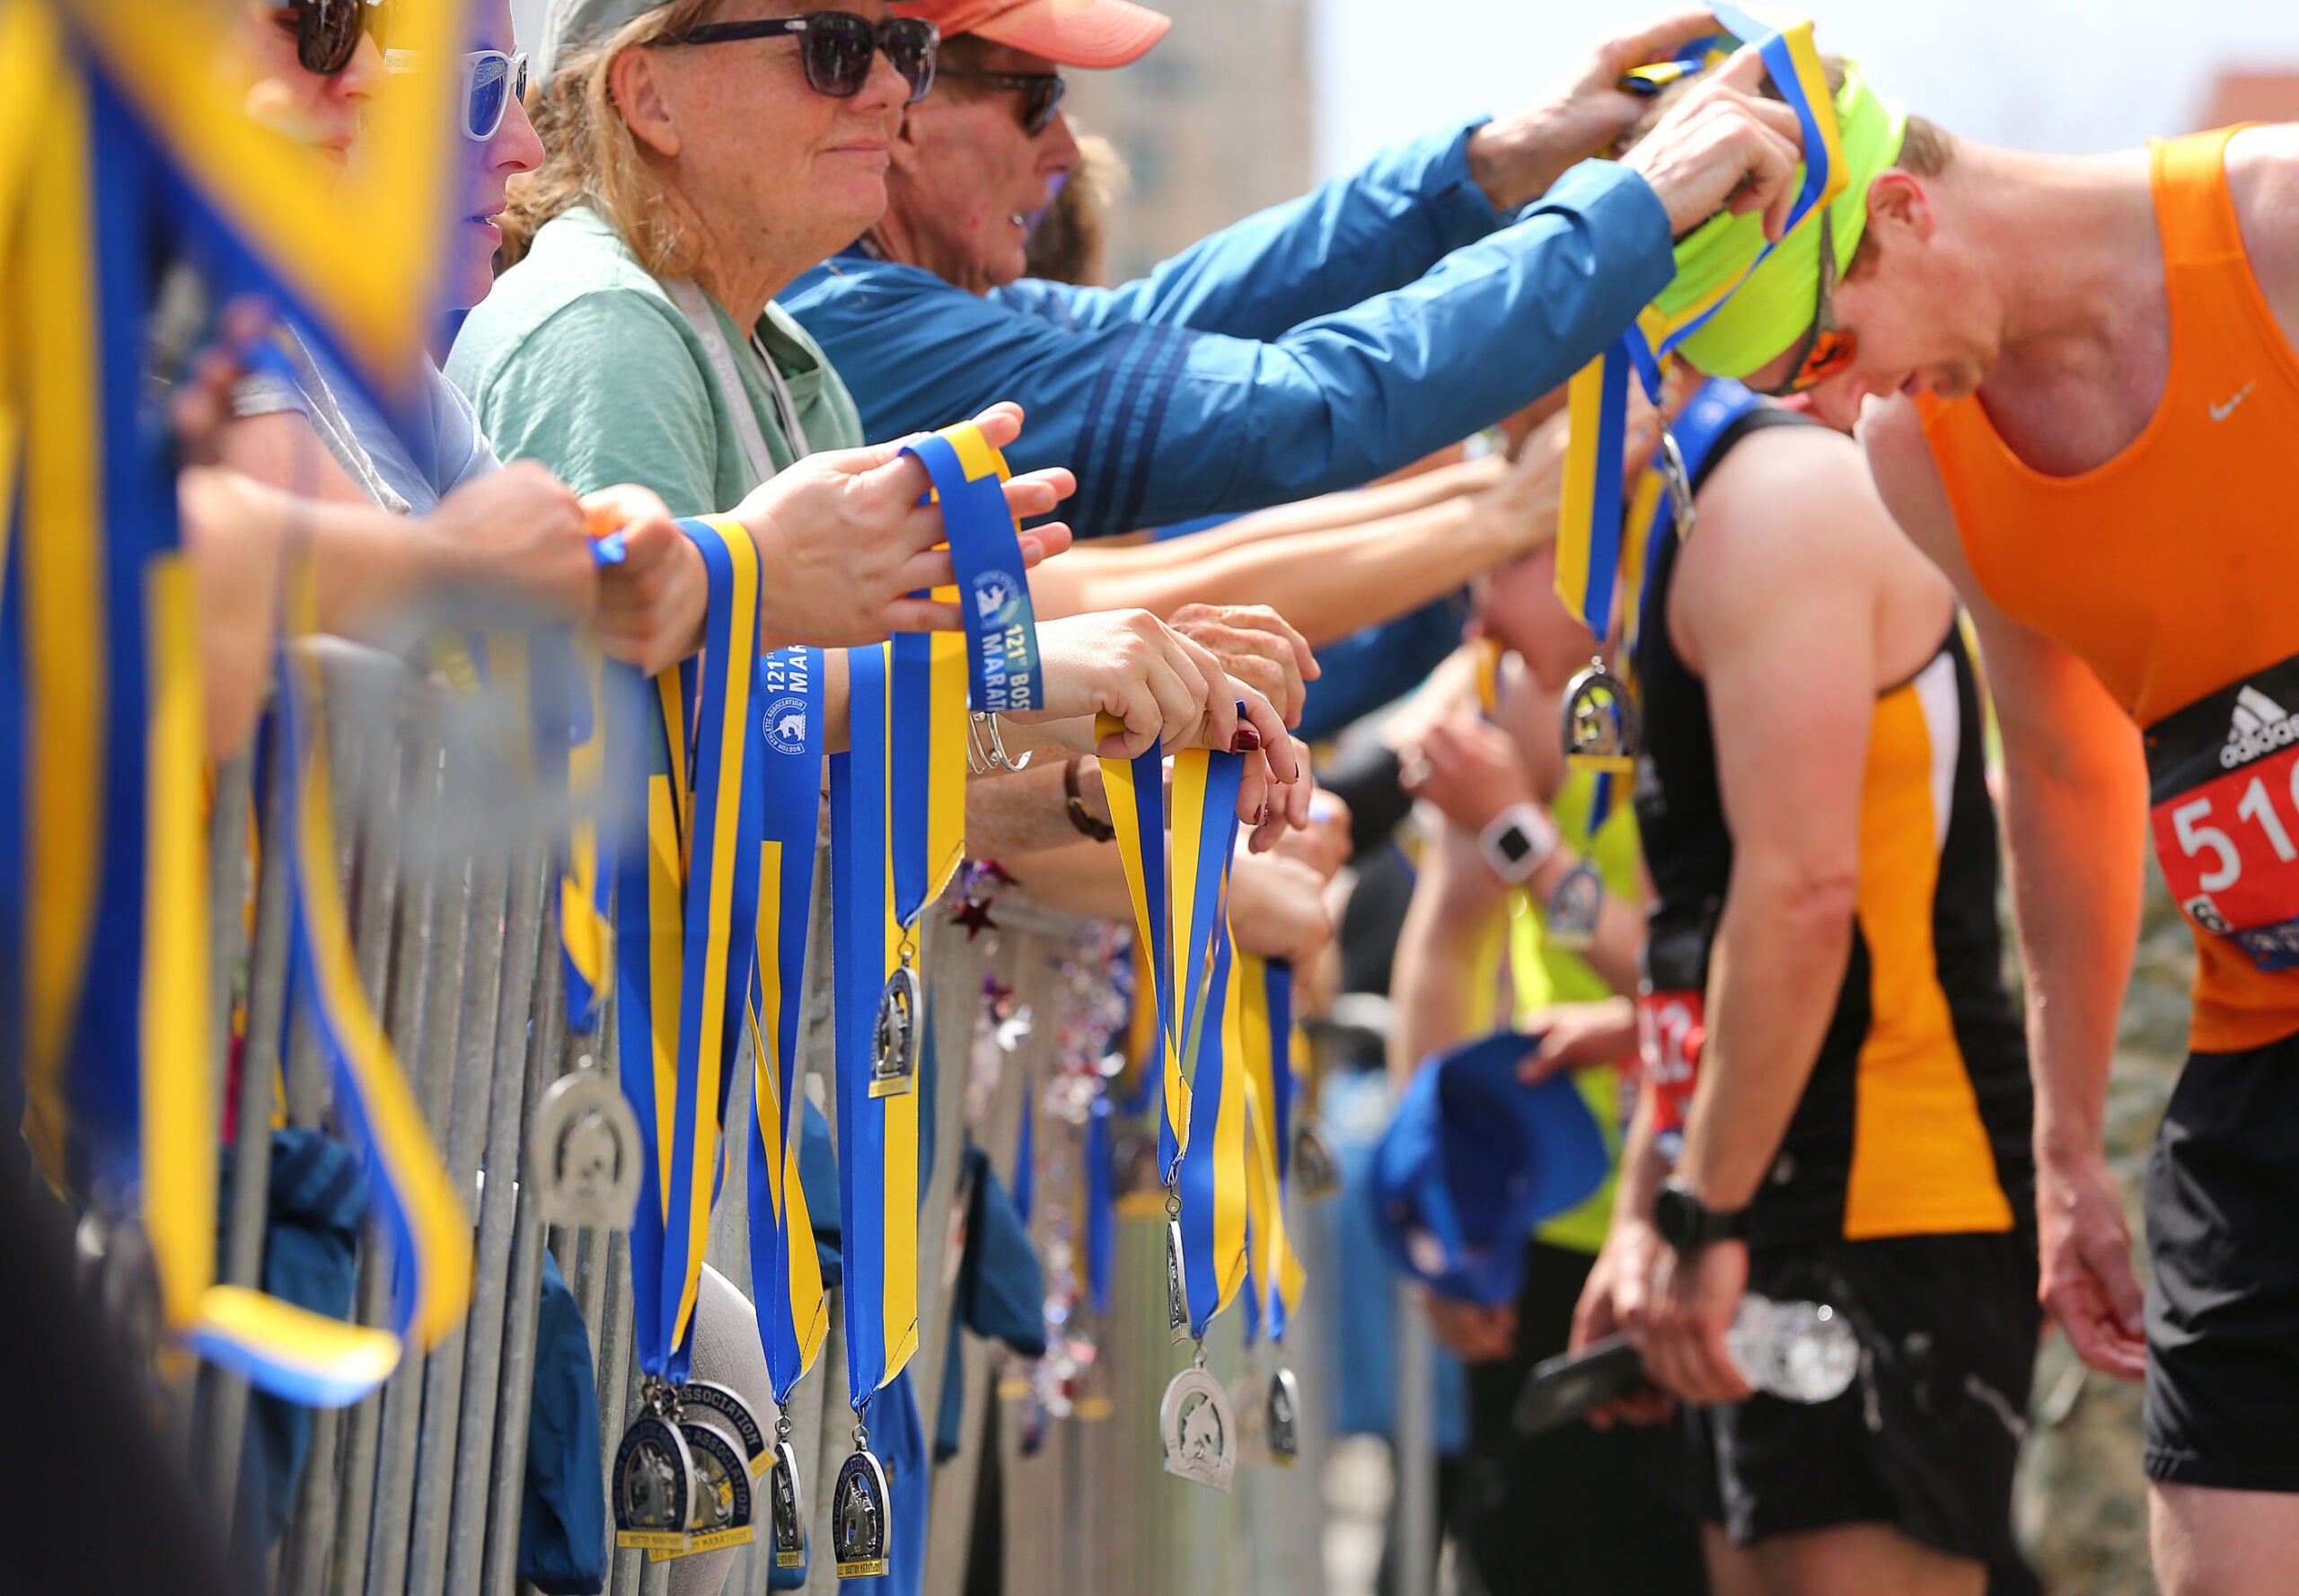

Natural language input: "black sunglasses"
[937,67,1066,137]
[663,12,938,104]
[274,0,391,77]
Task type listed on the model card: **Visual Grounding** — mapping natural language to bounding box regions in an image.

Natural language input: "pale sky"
[1311,0,2299,179]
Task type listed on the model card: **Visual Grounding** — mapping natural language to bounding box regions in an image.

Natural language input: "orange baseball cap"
[895,0,1172,70]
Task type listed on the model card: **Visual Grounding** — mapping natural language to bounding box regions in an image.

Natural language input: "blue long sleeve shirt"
[780,123,1674,538]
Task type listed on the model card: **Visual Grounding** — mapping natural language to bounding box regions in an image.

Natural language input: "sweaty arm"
[1668,437,1881,1213]
[1387,820,1514,1088]
[785,162,1673,537]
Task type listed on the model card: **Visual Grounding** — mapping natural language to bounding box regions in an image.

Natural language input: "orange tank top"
[1922,128,2299,1054]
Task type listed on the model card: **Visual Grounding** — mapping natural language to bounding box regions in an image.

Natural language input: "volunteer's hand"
[168,295,273,467]
[424,461,598,624]
[729,401,1076,645]
[1571,1224,1676,1428]
[1024,611,1299,828]
[1227,851,1334,969]
[1425,1292,1519,1364]
[1274,782,1352,881]
[1643,1235,1754,1407]
[1400,715,1538,837]
[1468,9,1726,209]
[1167,603,1318,729]
[583,483,709,675]
[2037,1152,2147,1380]
[1475,410,1572,560]
[1519,996,1640,1085]
[1621,45,1808,239]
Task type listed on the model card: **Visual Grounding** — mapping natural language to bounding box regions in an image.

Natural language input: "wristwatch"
[1652,1177,1748,1254]
[1476,802,1560,885]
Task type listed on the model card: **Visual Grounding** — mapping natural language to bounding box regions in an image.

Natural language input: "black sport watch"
[1652,1178,1748,1254]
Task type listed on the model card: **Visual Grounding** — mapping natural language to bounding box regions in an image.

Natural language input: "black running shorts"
[1662,1230,2040,1571]
[2145,1032,2299,1491]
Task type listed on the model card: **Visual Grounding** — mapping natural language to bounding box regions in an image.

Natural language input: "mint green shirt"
[446,207,864,513]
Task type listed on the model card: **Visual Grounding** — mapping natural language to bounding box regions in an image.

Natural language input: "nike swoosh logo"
[2211,382,2258,422]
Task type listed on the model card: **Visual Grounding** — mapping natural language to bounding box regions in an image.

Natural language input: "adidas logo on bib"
[2222,685,2299,769]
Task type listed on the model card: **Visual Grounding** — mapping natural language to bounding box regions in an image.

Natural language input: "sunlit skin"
[874,40,1082,294]
[241,1,386,165]
[612,0,914,316]
[451,0,546,308]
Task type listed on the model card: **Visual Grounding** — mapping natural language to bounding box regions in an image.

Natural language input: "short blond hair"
[498,0,721,276]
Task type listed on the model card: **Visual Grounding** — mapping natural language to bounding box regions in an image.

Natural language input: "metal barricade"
[176,644,1343,1596]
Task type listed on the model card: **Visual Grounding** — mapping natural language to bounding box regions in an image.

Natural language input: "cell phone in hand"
[1511,1335,1650,1437]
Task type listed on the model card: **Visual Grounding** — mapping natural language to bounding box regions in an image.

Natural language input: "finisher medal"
[832,1439,893,1579]
[868,958,922,1099]
[613,1405,696,1554]
[1159,1358,1238,1493]
[768,1431,808,1571]
[1266,1366,1302,1468]
[654,1421,753,1559]
[529,1069,644,1230]
[1563,659,1639,772]
[678,1380,768,1476]
[1546,860,1605,953]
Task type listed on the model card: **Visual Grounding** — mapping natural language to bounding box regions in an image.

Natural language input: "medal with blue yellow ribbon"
[829,419,1040,1577]
[1556,4,1845,774]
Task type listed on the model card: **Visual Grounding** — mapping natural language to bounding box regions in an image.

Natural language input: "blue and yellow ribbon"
[613,516,768,1388]
[1237,954,1304,1346]
[1556,5,1844,643]
[748,644,829,1406]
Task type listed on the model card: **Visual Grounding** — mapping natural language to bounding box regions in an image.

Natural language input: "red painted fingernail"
[1231,724,1264,753]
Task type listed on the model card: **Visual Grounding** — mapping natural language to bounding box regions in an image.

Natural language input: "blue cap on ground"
[1368,1030,1610,1305]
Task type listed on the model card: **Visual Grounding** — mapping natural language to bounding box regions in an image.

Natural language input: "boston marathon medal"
[1546,860,1604,953]
[613,1414,696,1553]
[529,1069,645,1230]
[1159,1364,1237,1493]
[869,963,922,1099]
[1563,659,1638,773]
[832,1446,893,1578]
[677,1380,768,1476]
[1266,1366,1302,1467]
[768,1439,808,1570]
[652,1421,753,1559]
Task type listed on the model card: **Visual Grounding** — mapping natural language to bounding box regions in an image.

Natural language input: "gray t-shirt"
[233,327,500,515]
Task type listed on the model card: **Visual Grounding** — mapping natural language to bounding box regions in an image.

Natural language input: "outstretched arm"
[1863,397,2149,1380]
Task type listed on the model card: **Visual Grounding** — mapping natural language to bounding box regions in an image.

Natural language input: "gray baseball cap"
[534,0,663,85]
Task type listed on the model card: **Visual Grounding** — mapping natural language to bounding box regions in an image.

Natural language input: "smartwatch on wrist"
[1652,1177,1748,1254]
[1476,801,1560,885]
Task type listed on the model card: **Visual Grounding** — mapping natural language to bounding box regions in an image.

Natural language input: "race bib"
[1635,989,1704,1163]
[2146,657,2299,972]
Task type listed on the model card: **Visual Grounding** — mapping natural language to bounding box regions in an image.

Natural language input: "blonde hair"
[498,0,721,275]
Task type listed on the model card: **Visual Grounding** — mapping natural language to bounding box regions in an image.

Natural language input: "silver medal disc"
[1266,1366,1301,1467]
[528,1070,644,1230]
[868,965,922,1098]
[832,1447,893,1578]
[1165,1216,1190,1343]
[612,1414,696,1552]
[768,1440,808,1570]
[1562,660,1639,770]
[670,1422,754,1556]
[677,1380,768,1475]
[1657,427,1697,541]
[1159,1364,1237,1493]
[1546,860,1605,953]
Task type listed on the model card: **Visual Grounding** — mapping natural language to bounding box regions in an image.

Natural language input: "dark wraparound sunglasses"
[937,67,1066,137]
[1754,208,1859,397]
[273,0,391,77]
[662,13,939,104]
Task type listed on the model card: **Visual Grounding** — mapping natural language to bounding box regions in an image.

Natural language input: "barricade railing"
[174,639,1339,1596]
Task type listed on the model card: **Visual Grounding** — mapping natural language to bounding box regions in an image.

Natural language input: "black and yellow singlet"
[1633,409,2033,1246]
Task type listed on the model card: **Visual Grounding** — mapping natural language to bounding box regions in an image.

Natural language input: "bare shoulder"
[1852,396,1980,587]
[1671,420,1878,635]
[2224,123,2299,347]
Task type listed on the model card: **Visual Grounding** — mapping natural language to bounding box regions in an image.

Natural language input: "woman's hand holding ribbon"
[730,400,1076,645]
[1167,602,1319,728]
[421,461,601,624]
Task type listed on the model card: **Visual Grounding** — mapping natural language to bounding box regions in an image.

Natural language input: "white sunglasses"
[384,48,529,141]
